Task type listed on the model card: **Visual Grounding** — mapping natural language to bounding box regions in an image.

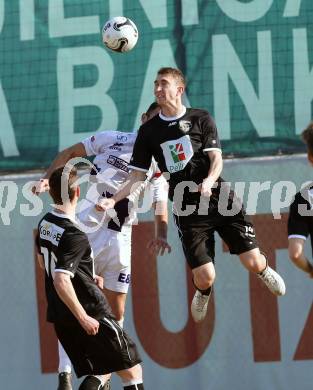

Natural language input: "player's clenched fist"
[79,315,100,335]
[32,178,49,195]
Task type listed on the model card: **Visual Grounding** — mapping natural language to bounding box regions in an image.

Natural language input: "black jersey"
[38,211,111,325]
[288,185,313,248]
[129,107,223,203]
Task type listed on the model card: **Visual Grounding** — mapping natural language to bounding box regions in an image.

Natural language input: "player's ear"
[177,85,184,96]
[308,151,313,165]
[141,113,147,124]
[76,185,80,198]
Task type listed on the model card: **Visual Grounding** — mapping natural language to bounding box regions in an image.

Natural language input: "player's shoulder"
[59,221,88,247]
[186,108,216,126]
[187,107,212,118]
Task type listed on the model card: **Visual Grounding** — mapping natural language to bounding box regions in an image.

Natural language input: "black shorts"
[174,208,259,269]
[54,318,141,378]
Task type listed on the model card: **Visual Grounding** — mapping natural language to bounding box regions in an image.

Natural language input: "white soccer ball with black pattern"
[102,16,138,53]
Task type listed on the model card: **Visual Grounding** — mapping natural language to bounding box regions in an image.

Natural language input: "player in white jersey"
[34,103,170,390]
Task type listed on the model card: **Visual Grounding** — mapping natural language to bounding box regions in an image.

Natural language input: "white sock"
[58,341,72,374]
[123,378,143,387]
[93,375,105,386]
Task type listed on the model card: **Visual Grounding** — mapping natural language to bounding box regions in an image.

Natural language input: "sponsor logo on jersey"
[161,135,194,173]
[109,142,124,151]
[118,272,131,283]
[116,134,128,142]
[39,220,65,246]
[107,155,129,173]
[168,121,177,127]
[178,120,192,133]
[169,143,186,163]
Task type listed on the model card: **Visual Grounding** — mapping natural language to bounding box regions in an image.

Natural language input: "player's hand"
[199,177,214,198]
[31,178,49,195]
[147,237,172,256]
[95,198,116,211]
[79,315,100,336]
[94,275,104,290]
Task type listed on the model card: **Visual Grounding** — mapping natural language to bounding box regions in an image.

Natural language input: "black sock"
[123,384,144,390]
[200,285,212,296]
[192,278,212,296]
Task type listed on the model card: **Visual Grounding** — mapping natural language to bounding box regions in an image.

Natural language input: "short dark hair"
[146,102,159,114]
[157,67,186,86]
[49,166,78,205]
[302,122,313,155]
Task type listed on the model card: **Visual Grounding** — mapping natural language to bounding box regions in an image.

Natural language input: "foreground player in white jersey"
[34,103,170,390]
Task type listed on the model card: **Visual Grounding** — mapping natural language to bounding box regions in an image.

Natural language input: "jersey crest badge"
[178,120,192,133]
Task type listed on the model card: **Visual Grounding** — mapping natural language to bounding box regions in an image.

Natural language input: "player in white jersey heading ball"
[34,102,170,390]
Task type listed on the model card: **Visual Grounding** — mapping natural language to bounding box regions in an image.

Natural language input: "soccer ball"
[102,16,138,53]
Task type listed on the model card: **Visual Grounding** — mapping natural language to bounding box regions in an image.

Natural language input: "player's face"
[154,74,184,106]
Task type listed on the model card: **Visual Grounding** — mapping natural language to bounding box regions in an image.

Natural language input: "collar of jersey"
[51,209,76,224]
[159,105,186,121]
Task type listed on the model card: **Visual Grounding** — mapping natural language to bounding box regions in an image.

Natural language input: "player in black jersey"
[288,122,313,277]
[98,67,286,323]
[37,166,144,390]
[33,103,169,390]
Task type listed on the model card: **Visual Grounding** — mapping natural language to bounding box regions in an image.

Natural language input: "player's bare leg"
[239,248,286,295]
[191,262,215,322]
[288,237,313,276]
[117,363,144,389]
[103,288,127,325]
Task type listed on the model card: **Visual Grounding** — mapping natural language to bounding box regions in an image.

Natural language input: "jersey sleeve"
[55,230,90,278]
[128,126,152,172]
[201,114,222,153]
[288,192,310,239]
[82,131,113,156]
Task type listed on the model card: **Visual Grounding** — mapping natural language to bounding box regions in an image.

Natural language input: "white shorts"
[87,227,132,294]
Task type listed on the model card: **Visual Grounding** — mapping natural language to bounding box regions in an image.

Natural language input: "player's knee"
[113,307,125,322]
[288,246,303,263]
[193,265,215,290]
[241,252,266,273]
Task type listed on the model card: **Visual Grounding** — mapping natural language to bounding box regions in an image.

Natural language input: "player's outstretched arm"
[96,169,147,211]
[54,272,99,335]
[147,200,171,256]
[199,150,223,197]
[32,143,87,194]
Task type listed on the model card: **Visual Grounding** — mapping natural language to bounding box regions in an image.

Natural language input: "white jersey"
[77,130,168,232]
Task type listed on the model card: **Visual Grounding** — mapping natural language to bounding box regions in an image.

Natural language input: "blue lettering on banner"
[118,273,131,283]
